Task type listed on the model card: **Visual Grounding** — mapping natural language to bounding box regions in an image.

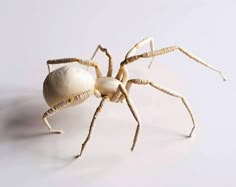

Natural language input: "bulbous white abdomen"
[43,64,95,107]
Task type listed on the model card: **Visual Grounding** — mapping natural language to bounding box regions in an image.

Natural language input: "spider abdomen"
[43,64,95,107]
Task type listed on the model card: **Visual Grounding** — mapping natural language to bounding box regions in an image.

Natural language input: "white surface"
[0,0,235,186]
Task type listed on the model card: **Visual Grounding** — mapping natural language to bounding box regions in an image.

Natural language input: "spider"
[42,37,225,158]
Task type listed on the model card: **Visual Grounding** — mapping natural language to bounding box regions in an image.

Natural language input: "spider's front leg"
[116,37,156,83]
[125,37,155,69]
[120,46,226,81]
[122,79,196,137]
[75,96,109,158]
[112,85,141,151]
[90,44,113,77]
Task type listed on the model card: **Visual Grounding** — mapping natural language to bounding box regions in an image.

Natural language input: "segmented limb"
[42,90,94,134]
[112,66,130,102]
[75,96,109,158]
[91,45,113,77]
[118,84,141,151]
[116,37,155,83]
[125,37,155,69]
[117,46,226,81]
[123,79,195,137]
[47,58,102,78]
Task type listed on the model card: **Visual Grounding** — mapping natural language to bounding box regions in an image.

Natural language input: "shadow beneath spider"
[0,89,94,164]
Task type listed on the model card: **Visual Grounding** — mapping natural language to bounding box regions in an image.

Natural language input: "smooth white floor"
[0,1,235,186]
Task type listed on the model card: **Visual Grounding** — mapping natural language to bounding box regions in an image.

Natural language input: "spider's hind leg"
[47,58,102,78]
[42,99,73,134]
[42,90,94,134]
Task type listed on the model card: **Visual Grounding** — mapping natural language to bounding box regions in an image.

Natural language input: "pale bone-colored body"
[43,64,124,106]
[42,37,226,158]
[43,64,95,107]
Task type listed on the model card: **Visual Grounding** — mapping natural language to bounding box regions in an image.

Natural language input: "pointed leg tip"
[188,132,194,138]
[50,130,64,134]
[74,155,81,159]
[220,73,226,81]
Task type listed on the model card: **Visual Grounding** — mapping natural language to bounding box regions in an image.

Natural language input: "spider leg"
[124,79,195,137]
[116,37,155,82]
[91,45,113,77]
[47,58,102,78]
[119,46,226,81]
[118,84,141,151]
[42,90,94,134]
[125,37,155,69]
[117,78,133,102]
[75,96,109,158]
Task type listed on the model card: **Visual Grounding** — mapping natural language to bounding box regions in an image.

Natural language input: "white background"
[0,0,235,186]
